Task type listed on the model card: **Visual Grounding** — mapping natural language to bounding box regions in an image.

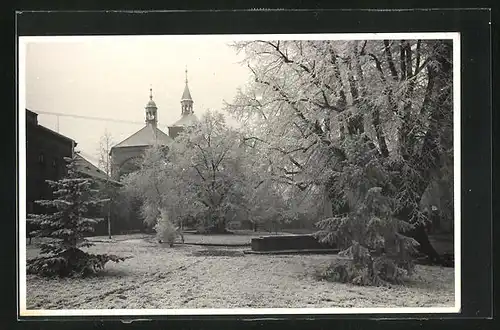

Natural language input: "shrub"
[315,255,411,286]
[154,209,178,247]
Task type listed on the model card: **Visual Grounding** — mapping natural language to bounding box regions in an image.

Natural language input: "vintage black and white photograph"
[18,33,460,316]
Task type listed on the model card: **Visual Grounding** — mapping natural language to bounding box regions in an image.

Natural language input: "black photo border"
[4,7,494,330]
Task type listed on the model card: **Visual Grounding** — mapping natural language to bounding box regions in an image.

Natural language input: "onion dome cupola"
[145,86,158,127]
[181,67,194,116]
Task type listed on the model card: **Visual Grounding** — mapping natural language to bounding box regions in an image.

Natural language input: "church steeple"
[145,86,158,127]
[181,66,194,116]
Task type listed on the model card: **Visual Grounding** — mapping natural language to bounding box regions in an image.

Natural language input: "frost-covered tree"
[27,154,129,277]
[225,39,454,282]
[124,144,170,226]
[237,139,306,232]
[173,112,249,233]
[125,111,254,234]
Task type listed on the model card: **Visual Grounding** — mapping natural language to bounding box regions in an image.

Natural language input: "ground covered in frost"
[25,234,455,310]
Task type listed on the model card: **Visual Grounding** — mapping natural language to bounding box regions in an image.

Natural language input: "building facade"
[26,109,125,236]
[26,109,76,215]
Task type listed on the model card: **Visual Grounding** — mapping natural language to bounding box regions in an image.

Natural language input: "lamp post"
[105,142,112,239]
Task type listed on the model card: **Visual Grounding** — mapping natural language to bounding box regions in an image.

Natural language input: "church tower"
[145,87,158,128]
[180,67,194,116]
[110,85,172,180]
[168,67,199,139]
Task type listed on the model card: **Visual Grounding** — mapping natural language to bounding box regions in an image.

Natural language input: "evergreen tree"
[27,154,129,277]
[315,137,419,285]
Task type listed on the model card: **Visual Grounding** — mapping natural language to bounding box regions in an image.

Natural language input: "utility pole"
[106,139,112,239]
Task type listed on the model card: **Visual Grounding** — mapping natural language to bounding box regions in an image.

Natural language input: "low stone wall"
[251,234,336,252]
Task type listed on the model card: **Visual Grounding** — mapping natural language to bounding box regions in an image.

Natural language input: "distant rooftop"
[171,113,198,127]
[112,124,172,149]
[74,154,121,185]
[26,109,77,145]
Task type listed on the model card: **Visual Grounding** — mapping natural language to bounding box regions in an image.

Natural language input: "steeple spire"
[181,66,194,116]
[145,85,158,127]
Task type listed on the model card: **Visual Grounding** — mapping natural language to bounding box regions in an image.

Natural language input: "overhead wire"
[35,110,144,125]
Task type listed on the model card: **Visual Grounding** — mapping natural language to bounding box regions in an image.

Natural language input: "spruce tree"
[315,137,419,285]
[27,153,129,277]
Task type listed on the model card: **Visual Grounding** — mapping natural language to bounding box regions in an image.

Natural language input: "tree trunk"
[397,206,442,264]
[397,40,453,266]
[209,214,227,234]
[217,220,226,233]
[405,223,442,264]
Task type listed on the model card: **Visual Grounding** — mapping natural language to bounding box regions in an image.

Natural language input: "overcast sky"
[24,36,251,166]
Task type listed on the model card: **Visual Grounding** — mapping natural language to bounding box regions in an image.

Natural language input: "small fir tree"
[27,154,129,277]
[155,209,183,247]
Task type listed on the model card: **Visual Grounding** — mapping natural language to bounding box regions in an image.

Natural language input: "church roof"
[112,124,173,149]
[181,83,193,101]
[146,99,157,108]
[74,154,122,186]
[171,113,198,127]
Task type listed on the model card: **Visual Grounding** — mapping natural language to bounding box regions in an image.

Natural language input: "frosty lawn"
[26,234,454,310]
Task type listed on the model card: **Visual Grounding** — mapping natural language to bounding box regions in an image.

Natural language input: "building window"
[38,153,44,165]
